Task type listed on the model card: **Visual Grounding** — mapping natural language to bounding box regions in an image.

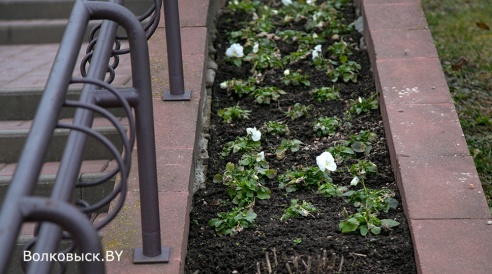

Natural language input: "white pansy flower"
[282,0,292,6]
[316,151,337,172]
[246,127,261,141]
[307,0,316,6]
[226,43,244,58]
[350,176,360,186]
[220,81,228,89]
[284,69,290,76]
[358,97,363,103]
[253,42,259,53]
[312,44,322,60]
[256,151,265,162]
[313,33,318,39]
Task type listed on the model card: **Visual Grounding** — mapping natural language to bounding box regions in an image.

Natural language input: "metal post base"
[162,90,191,101]
[133,246,170,264]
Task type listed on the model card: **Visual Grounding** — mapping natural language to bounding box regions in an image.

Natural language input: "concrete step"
[0,0,156,44]
[0,89,126,121]
[0,117,128,163]
[0,0,154,20]
[0,159,116,213]
[0,19,100,45]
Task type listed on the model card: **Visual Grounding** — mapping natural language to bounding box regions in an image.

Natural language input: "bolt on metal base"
[133,246,170,264]
[162,90,191,101]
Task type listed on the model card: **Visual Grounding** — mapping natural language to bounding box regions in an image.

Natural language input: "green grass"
[422,0,492,211]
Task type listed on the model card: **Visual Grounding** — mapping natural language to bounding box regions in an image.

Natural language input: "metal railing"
[0,0,184,272]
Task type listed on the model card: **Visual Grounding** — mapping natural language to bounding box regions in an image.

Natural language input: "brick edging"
[355,0,492,273]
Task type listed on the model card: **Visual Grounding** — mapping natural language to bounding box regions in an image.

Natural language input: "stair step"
[0,0,154,20]
[0,19,101,45]
[0,117,128,163]
[0,0,155,44]
[0,159,117,210]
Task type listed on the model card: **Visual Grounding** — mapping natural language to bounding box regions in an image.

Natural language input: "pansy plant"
[225,43,244,67]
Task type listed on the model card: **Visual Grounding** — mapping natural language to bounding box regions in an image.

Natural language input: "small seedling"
[310,86,340,102]
[217,105,251,124]
[209,207,257,236]
[278,166,331,193]
[281,199,317,221]
[285,103,311,120]
[313,116,340,137]
[328,59,361,83]
[348,94,379,115]
[264,120,290,136]
[252,86,286,104]
[283,69,310,86]
[275,139,302,159]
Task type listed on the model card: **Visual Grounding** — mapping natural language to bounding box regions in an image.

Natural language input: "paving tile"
[152,98,200,149]
[155,148,194,192]
[101,191,189,274]
[410,219,492,274]
[383,104,469,158]
[149,51,206,99]
[363,3,428,31]
[158,0,209,28]
[370,30,438,60]
[376,58,453,105]
[149,27,208,56]
[397,156,490,219]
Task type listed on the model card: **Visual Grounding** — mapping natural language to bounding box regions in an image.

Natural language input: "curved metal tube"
[19,197,105,274]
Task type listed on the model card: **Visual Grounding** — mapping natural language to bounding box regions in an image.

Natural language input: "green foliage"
[264,120,290,136]
[220,77,257,97]
[283,70,310,86]
[278,166,331,193]
[339,209,399,236]
[217,105,251,124]
[244,39,283,72]
[327,144,355,163]
[348,94,379,115]
[281,200,318,221]
[328,59,361,83]
[349,160,378,179]
[214,162,272,207]
[310,86,340,102]
[251,86,286,104]
[328,40,353,58]
[209,207,257,236]
[318,182,347,198]
[285,103,311,120]
[313,116,340,137]
[346,130,377,155]
[221,136,261,157]
[275,139,303,159]
[344,188,399,213]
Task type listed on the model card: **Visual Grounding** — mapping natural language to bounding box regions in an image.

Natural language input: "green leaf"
[351,141,365,153]
[359,225,368,236]
[381,219,400,228]
[213,174,223,183]
[226,162,235,172]
[387,197,399,209]
[233,58,242,67]
[370,226,381,235]
[265,169,277,179]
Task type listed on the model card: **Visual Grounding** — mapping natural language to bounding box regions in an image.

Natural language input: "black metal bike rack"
[0,0,185,272]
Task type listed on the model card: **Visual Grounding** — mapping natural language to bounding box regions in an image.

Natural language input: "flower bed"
[185,0,416,272]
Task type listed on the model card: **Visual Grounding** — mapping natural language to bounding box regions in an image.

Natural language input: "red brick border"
[356,0,492,273]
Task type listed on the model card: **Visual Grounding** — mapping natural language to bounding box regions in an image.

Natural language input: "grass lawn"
[422,0,492,212]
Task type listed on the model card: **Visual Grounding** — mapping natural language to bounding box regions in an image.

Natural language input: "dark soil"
[185,2,416,273]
